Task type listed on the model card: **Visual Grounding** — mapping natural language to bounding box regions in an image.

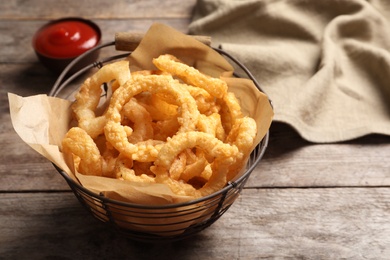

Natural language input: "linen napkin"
[189,0,390,143]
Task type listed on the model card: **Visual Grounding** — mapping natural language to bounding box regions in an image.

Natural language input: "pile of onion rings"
[62,54,257,199]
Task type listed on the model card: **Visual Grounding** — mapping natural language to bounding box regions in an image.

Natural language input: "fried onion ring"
[104,74,199,161]
[121,98,154,143]
[151,131,238,197]
[116,155,155,183]
[225,117,258,181]
[62,127,102,176]
[72,60,130,138]
[153,54,228,99]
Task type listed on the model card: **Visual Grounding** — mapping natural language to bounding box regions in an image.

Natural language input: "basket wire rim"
[50,41,271,210]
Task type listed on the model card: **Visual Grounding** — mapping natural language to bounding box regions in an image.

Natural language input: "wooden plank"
[0,0,197,20]
[1,188,389,259]
[2,1,390,258]
[0,19,192,63]
[0,128,69,191]
[247,122,390,188]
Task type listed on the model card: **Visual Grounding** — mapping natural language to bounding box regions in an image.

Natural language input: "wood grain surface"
[1,0,390,259]
[1,189,390,259]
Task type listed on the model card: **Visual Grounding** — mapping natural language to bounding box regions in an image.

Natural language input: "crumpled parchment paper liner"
[8,23,273,235]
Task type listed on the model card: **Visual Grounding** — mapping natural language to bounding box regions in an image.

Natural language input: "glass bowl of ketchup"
[32,17,101,74]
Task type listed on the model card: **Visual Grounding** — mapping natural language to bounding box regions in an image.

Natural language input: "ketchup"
[33,19,100,58]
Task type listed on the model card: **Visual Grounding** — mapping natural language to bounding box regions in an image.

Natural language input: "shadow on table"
[1,193,220,259]
[266,121,390,158]
[4,62,58,96]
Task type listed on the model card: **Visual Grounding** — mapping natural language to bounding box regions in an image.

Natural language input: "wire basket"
[50,40,270,242]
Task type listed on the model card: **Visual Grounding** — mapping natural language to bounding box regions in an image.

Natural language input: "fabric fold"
[189,0,390,142]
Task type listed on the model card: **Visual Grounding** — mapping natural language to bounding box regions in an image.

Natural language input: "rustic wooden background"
[1,0,390,259]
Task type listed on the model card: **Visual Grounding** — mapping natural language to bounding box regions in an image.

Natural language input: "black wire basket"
[50,40,270,243]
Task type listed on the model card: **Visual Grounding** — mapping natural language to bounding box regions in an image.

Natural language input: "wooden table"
[1,1,390,259]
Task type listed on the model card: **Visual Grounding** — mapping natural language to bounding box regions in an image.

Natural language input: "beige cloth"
[189,0,390,143]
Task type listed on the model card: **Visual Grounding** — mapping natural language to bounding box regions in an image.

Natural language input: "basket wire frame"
[50,41,270,242]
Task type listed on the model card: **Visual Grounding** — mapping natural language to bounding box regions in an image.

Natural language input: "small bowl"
[32,17,102,74]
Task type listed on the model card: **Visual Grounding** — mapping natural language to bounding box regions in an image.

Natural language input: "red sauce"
[33,20,100,58]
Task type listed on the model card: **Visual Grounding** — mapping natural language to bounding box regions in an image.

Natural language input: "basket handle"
[114,32,212,51]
